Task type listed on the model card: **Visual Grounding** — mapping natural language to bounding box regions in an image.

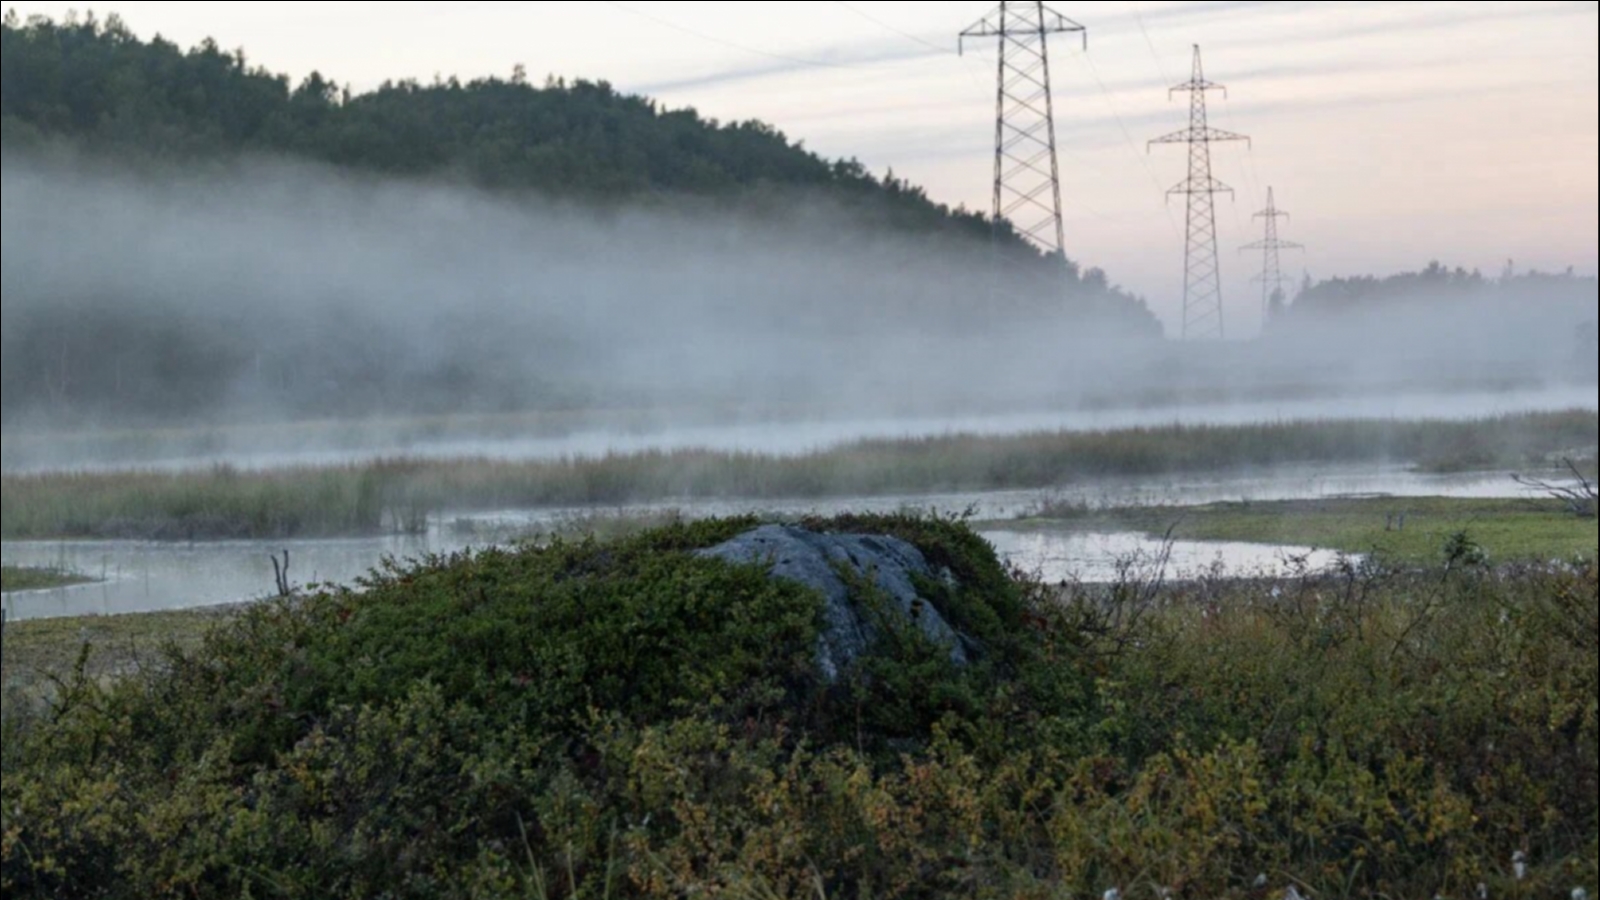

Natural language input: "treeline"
[1283,262,1598,320]
[0,12,1169,425]
[1267,262,1599,383]
[0,11,1092,266]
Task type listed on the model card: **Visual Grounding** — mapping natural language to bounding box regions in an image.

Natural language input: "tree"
[1267,286,1287,321]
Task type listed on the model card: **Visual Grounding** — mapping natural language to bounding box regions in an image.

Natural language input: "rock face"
[697,524,971,682]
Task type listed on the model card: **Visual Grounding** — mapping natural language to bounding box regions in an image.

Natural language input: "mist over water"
[2,151,1595,618]
[3,384,1595,475]
[3,149,1595,475]
[1,150,1154,431]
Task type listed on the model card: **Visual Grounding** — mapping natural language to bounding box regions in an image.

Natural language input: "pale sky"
[8,1,1599,334]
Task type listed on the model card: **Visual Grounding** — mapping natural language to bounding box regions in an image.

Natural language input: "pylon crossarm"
[962,4,1087,52]
[959,13,1004,41]
[1170,79,1222,96]
[1036,4,1086,30]
[1150,126,1249,147]
[1200,127,1248,146]
[962,3,1085,261]
[1168,178,1234,196]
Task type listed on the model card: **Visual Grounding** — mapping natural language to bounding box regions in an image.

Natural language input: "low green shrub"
[2,517,1595,898]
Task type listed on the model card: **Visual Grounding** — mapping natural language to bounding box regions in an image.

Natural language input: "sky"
[7,0,1599,335]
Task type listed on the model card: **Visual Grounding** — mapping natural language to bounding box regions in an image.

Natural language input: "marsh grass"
[4,411,1594,541]
[1010,496,1600,566]
[0,606,238,723]
[0,567,93,593]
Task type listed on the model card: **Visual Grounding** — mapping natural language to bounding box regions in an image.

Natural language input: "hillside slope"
[1,12,1162,424]
[0,11,1119,264]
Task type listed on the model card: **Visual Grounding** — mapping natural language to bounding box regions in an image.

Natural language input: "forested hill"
[2,11,1040,254]
[2,11,1172,426]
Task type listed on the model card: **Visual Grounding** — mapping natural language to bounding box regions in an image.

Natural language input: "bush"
[2,518,1596,898]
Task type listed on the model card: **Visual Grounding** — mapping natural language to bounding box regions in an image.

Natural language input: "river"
[1,464,1559,622]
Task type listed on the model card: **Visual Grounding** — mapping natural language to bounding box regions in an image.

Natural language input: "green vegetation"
[0,13,996,235]
[1285,262,1598,323]
[1,607,231,697]
[1269,263,1598,386]
[0,567,91,593]
[1011,496,1600,566]
[2,13,1160,425]
[3,411,1593,541]
[3,514,1595,897]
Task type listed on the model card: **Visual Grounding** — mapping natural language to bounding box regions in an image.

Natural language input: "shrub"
[2,519,1595,898]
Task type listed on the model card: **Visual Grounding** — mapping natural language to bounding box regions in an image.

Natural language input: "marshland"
[2,8,1597,899]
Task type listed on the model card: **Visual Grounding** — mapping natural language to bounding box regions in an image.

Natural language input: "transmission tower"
[960,3,1086,261]
[1241,187,1304,327]
[1150,46,1248,340]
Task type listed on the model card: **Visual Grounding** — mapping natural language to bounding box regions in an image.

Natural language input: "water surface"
[1,465,1558,622]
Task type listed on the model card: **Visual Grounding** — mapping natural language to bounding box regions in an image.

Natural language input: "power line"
[1212,90,1257,260]
[833,1,956,56]
[1076,50,1183,240]
[600,0,873,71]
[1130,1,1174,86]
[1217,90,1264,209]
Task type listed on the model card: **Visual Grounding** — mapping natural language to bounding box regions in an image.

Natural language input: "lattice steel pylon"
[1150,46,1248,340]
[960,3,1086,261]
[1241,187,1304,328]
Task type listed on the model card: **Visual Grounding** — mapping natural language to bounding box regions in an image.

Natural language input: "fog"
[1,150,1158,426]
[2,149,1595,471]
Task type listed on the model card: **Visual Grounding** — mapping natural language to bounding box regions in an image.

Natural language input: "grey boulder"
[696,524,971,682]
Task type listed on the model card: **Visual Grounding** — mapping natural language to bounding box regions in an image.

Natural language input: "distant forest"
[1,12,1175,424]
[0,11,1107,274]
[1285,262,1598,320]
[3,13,1591,427]
[1267,262,1599,387]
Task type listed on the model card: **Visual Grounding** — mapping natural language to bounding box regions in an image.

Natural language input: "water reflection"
[983,531,1347,584]
[0,464,1563,622]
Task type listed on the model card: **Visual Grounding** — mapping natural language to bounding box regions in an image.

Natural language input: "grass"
[0,567,92,593]
[0,406,726,471]
[1007,496,1598,565]
[1,514,1594,898]
[2,410,1594,541]
[1,607,234,707]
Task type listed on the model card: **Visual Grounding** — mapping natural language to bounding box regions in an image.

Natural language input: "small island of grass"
[0,567,93,593]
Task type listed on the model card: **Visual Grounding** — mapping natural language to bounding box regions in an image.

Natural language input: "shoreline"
[4,411,1594,543]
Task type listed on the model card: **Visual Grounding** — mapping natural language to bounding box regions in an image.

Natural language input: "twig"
[1513,458,1596,519]
[270,550,292,597]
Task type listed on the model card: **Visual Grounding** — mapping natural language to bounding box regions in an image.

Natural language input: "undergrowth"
[2,515,1595,898]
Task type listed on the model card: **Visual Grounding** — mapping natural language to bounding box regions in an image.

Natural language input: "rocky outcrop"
[697,524,973,682]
